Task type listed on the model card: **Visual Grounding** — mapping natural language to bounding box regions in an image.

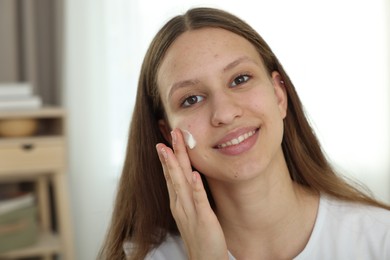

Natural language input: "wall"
[63,1,116,259]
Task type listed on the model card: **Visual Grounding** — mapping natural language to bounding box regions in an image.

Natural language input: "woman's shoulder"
[295,194,390,259]
[322,194,390,226]
[146,234,237,260]
[145,234,187,260]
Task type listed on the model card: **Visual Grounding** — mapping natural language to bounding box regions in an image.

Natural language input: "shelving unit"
[0,107,74,260]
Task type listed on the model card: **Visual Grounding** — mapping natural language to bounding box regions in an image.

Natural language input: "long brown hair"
[99,7,390,260]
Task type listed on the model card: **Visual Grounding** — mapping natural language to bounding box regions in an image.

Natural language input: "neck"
[207,155,319,259]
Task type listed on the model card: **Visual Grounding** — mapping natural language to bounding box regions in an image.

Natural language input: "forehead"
[159,27,259,69]
[157,27,262,95]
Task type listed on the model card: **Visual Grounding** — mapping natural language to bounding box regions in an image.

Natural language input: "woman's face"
[157,27,287,183]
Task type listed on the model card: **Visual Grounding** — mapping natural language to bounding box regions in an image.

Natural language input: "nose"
[210,92,243,127]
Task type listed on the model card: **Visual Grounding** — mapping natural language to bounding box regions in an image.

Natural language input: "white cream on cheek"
[182,129,197,149]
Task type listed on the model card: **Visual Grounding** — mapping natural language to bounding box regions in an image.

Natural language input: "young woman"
[100,7,390,260]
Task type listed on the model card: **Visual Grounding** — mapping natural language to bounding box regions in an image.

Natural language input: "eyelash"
[230,73,252,87]
[181,94,204,108]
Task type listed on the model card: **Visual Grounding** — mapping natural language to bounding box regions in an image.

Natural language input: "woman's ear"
[158,119,172,144]
[271,71,288,119]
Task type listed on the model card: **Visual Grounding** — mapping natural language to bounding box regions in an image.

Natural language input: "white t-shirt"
[139,194,390,259]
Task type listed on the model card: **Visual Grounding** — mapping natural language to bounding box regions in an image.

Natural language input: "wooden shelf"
[0,136,64,146]
[0,231,61,259]
[0,107,74,259]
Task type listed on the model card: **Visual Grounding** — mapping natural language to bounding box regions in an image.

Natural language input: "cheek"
[170,117,194,131]
[246,89,281,117]
[245,95,266,115]
[173,121,211,161]
[169,116,205,142]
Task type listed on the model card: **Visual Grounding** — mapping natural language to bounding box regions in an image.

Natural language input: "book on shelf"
[0,193,35,216]
[0,95,42,110]
[0,192,38,254]
[0,82,33,98]
[0,82,42,110]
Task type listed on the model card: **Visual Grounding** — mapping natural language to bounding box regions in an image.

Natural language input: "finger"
[158,144,196,217]
[171,129,193,184]
[191,171,213,214]
[156,144,177,205]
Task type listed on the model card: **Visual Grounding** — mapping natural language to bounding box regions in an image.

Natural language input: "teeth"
[218,130,256,148]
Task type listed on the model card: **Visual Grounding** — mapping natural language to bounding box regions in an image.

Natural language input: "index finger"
[171,128,194,184]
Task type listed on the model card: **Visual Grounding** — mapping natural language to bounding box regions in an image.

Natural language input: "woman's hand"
[156,128,229,260]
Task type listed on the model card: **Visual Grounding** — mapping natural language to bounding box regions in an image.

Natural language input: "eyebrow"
[223,56,257,72]
[167,79,200,100]
[167,56,258,100]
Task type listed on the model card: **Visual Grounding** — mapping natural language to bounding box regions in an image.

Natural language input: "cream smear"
[182,129,197,149]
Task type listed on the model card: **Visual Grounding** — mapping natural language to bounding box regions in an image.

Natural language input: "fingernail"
[171,130,177,146]
[161,148,168,161]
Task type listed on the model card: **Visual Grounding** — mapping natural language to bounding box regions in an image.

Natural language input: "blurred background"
[0,0,389,259]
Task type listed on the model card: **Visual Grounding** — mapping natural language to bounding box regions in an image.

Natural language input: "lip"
[213,127,259,156]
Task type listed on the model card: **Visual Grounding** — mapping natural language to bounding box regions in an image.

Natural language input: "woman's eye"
[230,74,251,87]
[182,95,204,107]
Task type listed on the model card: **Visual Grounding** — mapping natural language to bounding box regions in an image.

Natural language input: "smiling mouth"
[216,129,257,149]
